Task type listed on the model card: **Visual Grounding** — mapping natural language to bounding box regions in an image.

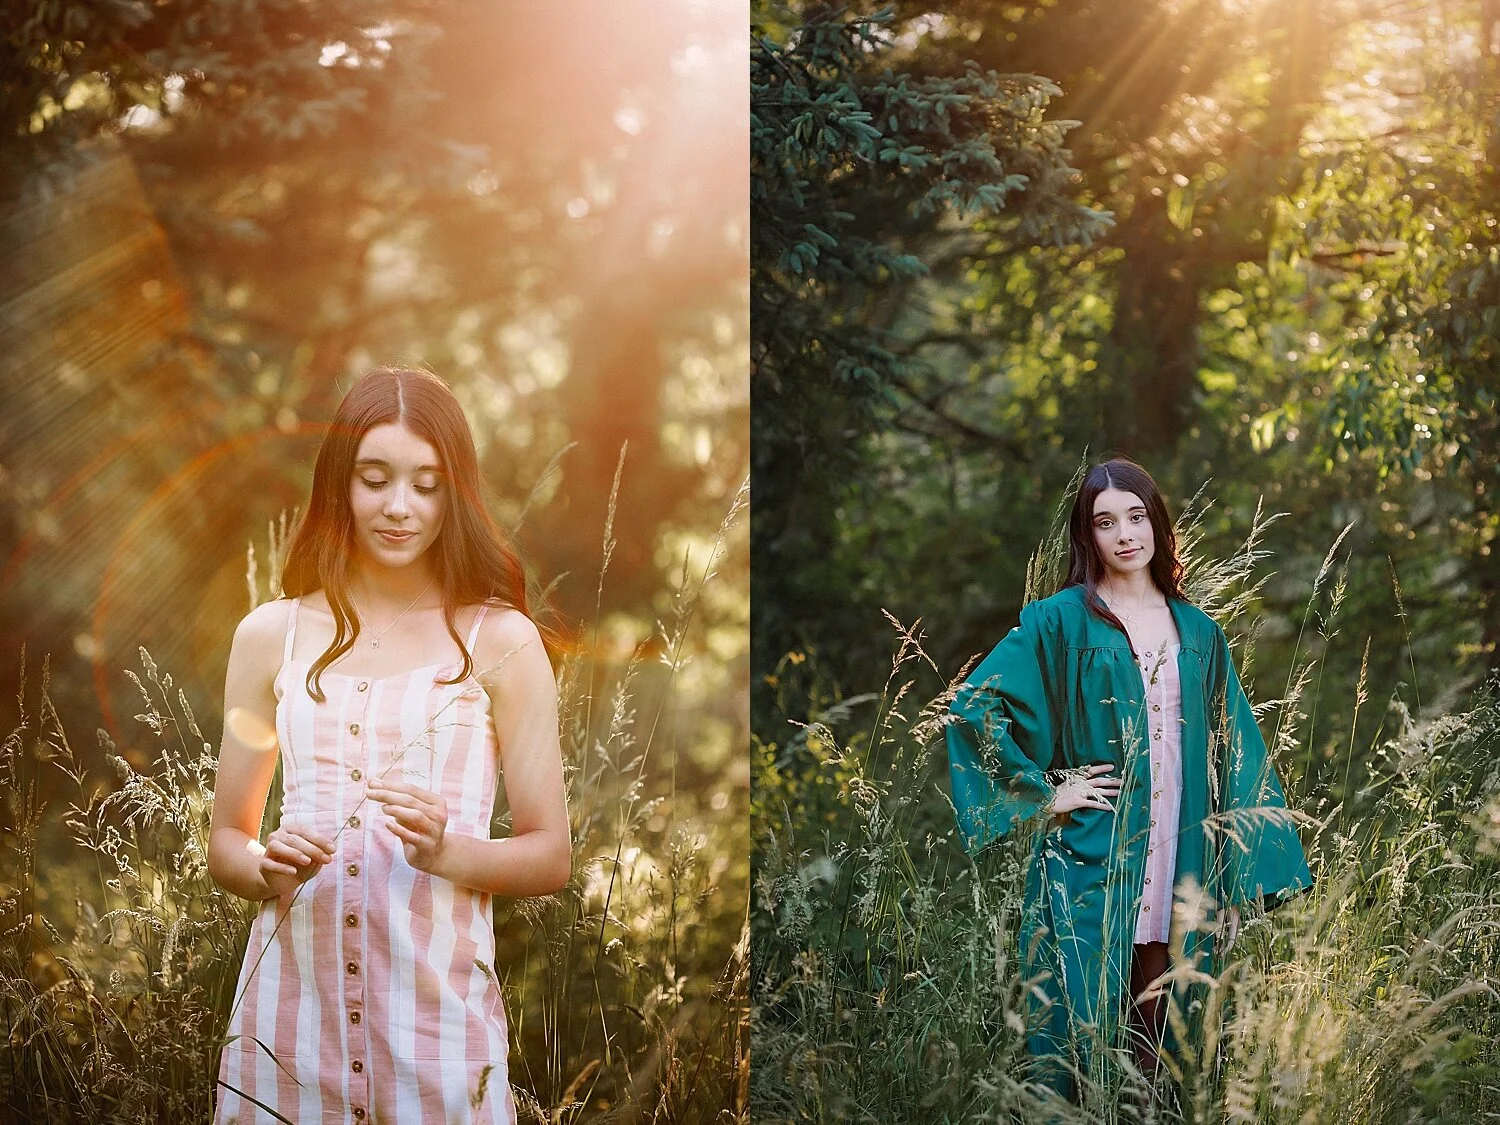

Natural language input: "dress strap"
[283,597,301,663]
[465,600,492,650]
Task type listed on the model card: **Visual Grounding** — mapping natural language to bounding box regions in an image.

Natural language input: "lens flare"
[225,706,278,753]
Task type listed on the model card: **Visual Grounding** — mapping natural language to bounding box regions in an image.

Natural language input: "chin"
[361,538,425,565]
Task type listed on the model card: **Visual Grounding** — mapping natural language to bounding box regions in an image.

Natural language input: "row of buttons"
[347,695,369,1119]
[1142,650,1172,921]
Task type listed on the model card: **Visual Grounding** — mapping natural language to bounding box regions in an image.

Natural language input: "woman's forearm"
[208,826,277,902]
[429,831,571,897]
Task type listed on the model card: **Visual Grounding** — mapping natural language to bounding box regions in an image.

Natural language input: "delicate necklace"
[1101,588,1163,625]
[352,579,435,649]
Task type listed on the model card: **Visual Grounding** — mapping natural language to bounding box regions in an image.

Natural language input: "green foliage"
[749,1,1500,790]
[750,5,1108,724]
[0,652,243,1121]
[2,0,411,180]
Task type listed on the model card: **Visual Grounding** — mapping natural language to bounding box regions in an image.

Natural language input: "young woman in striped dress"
[208,366,571,1123]
[946,458,1311,1096]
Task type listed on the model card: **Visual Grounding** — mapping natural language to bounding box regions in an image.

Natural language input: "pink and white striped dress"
[1134,642,1183,944]
[216,597,518,1125]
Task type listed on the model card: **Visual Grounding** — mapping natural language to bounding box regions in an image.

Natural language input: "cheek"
[349,485,377,521]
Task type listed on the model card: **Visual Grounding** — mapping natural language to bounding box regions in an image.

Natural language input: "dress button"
[349,723,360,736]
[351,768,363,781]
[345,913,359,927]
[346,961,359,975]
[352,1059,364,1073]
[357,681,369,692]
[348,815,361,829]
[1145,877,1152,885]
[1150,819,1158,828]
[353,1109,366,1120]
[1143,905,1150,912]
[349,1011,362,1025]
[346,863,359,876]
[1153,704,1160,712]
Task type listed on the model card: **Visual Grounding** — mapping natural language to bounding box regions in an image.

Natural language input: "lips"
[1117,547,1141,558]
[376,530,417,544]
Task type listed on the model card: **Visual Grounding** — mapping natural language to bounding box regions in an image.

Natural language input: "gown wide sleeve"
[1214,630,1314,908]
[947,602,1058,853]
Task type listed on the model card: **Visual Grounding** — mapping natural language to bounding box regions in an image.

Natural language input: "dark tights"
[1128,941,1170,1077]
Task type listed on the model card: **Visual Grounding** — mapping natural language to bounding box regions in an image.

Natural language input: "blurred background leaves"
[2,0,747,739]
[751,0,1500,787]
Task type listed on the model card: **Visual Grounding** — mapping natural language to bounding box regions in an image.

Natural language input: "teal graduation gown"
[947,584,1311,1091]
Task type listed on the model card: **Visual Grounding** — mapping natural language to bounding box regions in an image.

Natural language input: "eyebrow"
[354,458,445,473]
[1093,506,1147,519]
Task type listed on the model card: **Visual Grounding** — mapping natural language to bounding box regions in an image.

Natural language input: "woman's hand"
[1048,763,1122,815]
[256,822,335,898]
[367,777,449,873]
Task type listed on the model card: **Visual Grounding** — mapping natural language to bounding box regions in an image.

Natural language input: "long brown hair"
[280,366,543,700]
[1062,457,1185,644]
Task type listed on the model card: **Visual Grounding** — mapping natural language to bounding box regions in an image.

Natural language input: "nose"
[384,482,412,519]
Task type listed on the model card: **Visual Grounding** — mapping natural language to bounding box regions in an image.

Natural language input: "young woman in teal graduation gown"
[946,459,1312,1096]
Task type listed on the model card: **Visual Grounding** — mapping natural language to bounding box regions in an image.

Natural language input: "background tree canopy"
[2,0,747,758]
[752,0,1500,793]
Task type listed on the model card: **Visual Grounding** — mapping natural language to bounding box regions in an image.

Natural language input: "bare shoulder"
[226,598,295,691]
[234,597,295,651]
[473,604,546,655]
[471,605,553,685]
[233,597,297,665]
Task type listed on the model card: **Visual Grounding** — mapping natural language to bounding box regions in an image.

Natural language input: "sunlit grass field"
[751,499,1500,1124]
[0,484,749,1124]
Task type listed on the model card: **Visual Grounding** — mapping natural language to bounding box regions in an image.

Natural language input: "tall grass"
[751,501,1500,1123]
[0,479,749,1124]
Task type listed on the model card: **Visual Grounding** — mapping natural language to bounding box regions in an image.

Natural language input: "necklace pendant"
[371,638,380,649]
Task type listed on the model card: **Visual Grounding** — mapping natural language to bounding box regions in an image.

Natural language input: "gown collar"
[1066,584,1207,656]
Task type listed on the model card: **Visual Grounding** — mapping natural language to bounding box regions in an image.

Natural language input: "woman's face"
[1091,486,1155,582]
[348,422,448,571]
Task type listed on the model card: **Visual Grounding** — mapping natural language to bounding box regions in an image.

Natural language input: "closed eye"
[359,478,440,494]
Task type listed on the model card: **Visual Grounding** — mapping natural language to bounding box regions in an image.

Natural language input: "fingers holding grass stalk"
[366,778,449,873]
[1049,763,1122,815]
[256,823,334,897]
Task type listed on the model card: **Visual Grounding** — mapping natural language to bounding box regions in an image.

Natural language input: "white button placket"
[344,687,371,1117]
[1139,648,1166,932]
